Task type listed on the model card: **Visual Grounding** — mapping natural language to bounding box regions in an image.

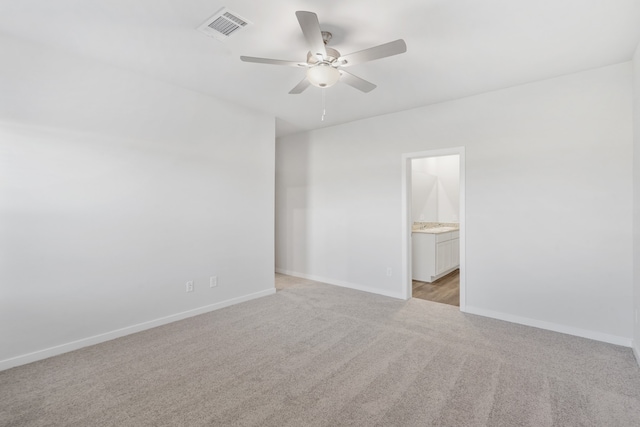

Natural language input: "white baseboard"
[0,288,275,372]
[633,342,640,367]
[464,305,632,348]
[275,268,405,300]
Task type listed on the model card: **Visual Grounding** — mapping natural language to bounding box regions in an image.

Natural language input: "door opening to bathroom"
[401,148,465,309]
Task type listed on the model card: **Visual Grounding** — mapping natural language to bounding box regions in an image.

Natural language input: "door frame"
[400,147,466,311]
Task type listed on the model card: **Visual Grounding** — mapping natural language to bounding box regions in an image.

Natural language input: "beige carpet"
[2,276,640,426]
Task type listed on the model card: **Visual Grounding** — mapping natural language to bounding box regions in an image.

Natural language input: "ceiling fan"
[240,11,407,94]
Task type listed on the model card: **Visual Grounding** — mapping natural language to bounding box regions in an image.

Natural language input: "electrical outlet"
[210,276,218,288]
[386,267,392,277]
[185,281,194,293]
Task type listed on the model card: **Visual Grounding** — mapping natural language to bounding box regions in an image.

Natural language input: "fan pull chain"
[321,89,326,121]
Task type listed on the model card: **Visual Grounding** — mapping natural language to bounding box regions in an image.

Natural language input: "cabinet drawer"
[451,230,459,239]
[436,232,452,243]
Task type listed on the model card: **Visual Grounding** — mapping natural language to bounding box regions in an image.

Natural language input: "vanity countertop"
[412,222,459,234]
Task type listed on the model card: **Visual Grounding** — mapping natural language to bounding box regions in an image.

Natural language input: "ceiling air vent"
[197,7,251,41]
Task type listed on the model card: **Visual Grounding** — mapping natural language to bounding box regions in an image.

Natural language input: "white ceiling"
[1,0,639,137]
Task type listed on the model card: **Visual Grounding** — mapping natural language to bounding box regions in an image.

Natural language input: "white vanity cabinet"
[412,230,459,283]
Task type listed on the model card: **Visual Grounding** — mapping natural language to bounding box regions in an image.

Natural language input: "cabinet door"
[451,238,460,268]
[412,233,437,281]
[436,240,452,275]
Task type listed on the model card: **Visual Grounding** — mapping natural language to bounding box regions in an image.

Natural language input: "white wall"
[436,155,460,222]
[412,155,460,223]
[411,158,439,222]
[276,63,633,345]
[0,35,275,368]
[633,42,640,362]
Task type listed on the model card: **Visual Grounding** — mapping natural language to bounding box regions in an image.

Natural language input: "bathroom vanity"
[412,225,460,283]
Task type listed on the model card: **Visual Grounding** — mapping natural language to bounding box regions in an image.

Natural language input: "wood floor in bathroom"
[412,269,460,307]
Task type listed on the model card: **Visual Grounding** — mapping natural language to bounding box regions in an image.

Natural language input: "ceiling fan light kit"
[307,63,340,88]
[240,11,407,94]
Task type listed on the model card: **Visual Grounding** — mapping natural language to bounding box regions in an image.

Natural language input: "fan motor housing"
[307,47,341,65]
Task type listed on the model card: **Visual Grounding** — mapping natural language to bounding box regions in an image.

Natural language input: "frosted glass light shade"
[306,64,340,88]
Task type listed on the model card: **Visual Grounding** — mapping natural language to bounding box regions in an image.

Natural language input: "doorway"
[401,147,465,311]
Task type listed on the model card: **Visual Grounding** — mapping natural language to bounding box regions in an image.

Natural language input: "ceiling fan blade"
[339,70,377,93]
[338,39,407,67]
[240,56,305,67]
[289,78,311,94]
[295,11,327,59]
